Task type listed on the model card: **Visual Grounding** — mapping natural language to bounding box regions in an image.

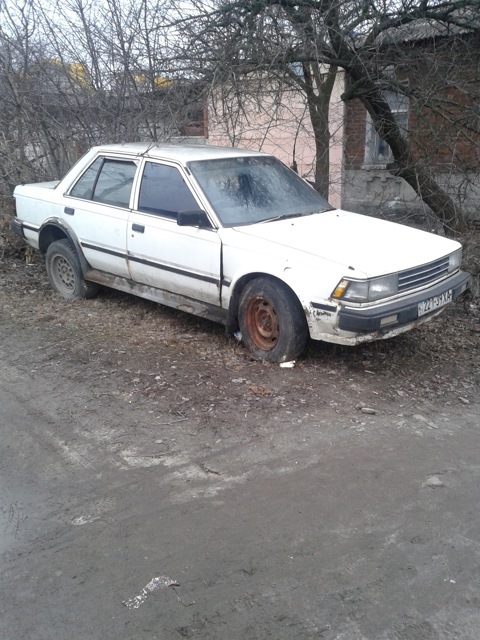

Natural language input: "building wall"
[342,35,480,223]
[343,96,480,221]
[342,97,418,217]
[207,74,345,208]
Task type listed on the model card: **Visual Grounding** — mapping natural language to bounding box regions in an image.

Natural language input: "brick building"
[342,23,480,223]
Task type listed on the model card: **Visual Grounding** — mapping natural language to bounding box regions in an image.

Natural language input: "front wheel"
[45,240,99,300]
[238,277,309,362]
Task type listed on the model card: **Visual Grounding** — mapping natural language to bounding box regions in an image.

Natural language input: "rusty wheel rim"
[245,296,280,351]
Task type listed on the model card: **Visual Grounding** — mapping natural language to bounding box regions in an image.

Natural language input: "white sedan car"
[12,143,470,362]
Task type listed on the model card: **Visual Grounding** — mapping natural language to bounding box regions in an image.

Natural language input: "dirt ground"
[1,249,480,639]
[1,250,479,420]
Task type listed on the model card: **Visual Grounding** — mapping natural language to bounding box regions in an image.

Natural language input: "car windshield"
[188,156,331,226]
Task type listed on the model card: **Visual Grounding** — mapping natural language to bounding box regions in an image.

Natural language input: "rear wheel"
[238,277,308,362]
[45,239,99,300]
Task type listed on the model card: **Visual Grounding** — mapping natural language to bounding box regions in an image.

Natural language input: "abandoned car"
[12,143,470,362]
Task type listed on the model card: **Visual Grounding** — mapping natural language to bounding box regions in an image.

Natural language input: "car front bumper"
[337,270,471,333]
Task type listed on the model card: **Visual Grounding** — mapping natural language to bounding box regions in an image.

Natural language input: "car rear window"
[70,157,137,208]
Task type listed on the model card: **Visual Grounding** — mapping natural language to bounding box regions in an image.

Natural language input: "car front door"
[127,160,222,307]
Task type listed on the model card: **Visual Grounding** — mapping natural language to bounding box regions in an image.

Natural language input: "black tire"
[238,277,309,362]
[45,239,99,300]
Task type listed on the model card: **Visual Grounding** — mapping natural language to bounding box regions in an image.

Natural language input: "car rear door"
[127,160,222,306]
[64,155,137,278]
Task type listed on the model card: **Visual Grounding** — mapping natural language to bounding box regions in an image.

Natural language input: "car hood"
[230,209,460,277]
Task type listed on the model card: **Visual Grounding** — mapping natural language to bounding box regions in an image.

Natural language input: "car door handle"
[132,223,145,233]
[64,207,75,215]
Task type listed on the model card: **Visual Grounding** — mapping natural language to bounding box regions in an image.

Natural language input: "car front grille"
[398,256,450,293]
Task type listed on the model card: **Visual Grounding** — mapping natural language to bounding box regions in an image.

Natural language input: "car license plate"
[418,290,452,317]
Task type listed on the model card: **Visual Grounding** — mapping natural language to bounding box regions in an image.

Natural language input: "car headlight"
[332,274,398,302]
[448,248,462,273]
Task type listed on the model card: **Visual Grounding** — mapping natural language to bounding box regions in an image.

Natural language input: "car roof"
[91,142,268,164]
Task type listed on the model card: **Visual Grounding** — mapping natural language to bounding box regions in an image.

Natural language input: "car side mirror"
[177,209,211,228]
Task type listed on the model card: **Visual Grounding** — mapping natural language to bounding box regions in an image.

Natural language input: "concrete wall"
[342,168,480,225]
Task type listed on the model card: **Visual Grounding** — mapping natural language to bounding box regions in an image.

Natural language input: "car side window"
[70,157,137,208]
[69,157,103,200]
[138,162,198,219]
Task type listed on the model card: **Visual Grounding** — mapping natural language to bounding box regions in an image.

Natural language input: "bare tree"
[0,0,39,191]
[168,0,480,231]
[0,0,203,197]
[1,0,479,235]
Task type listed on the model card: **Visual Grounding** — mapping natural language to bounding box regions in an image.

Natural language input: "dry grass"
[1,209,479,424]
[1,253,478,414]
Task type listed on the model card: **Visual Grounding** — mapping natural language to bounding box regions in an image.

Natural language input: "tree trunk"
[300,62,337,199]
[359,88,465,233]
[309,100,330,198]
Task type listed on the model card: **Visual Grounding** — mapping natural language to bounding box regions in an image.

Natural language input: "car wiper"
[261,207,335,223]
[259,212,305,223]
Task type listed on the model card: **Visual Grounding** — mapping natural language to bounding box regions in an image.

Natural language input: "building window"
[364,92,409,165]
